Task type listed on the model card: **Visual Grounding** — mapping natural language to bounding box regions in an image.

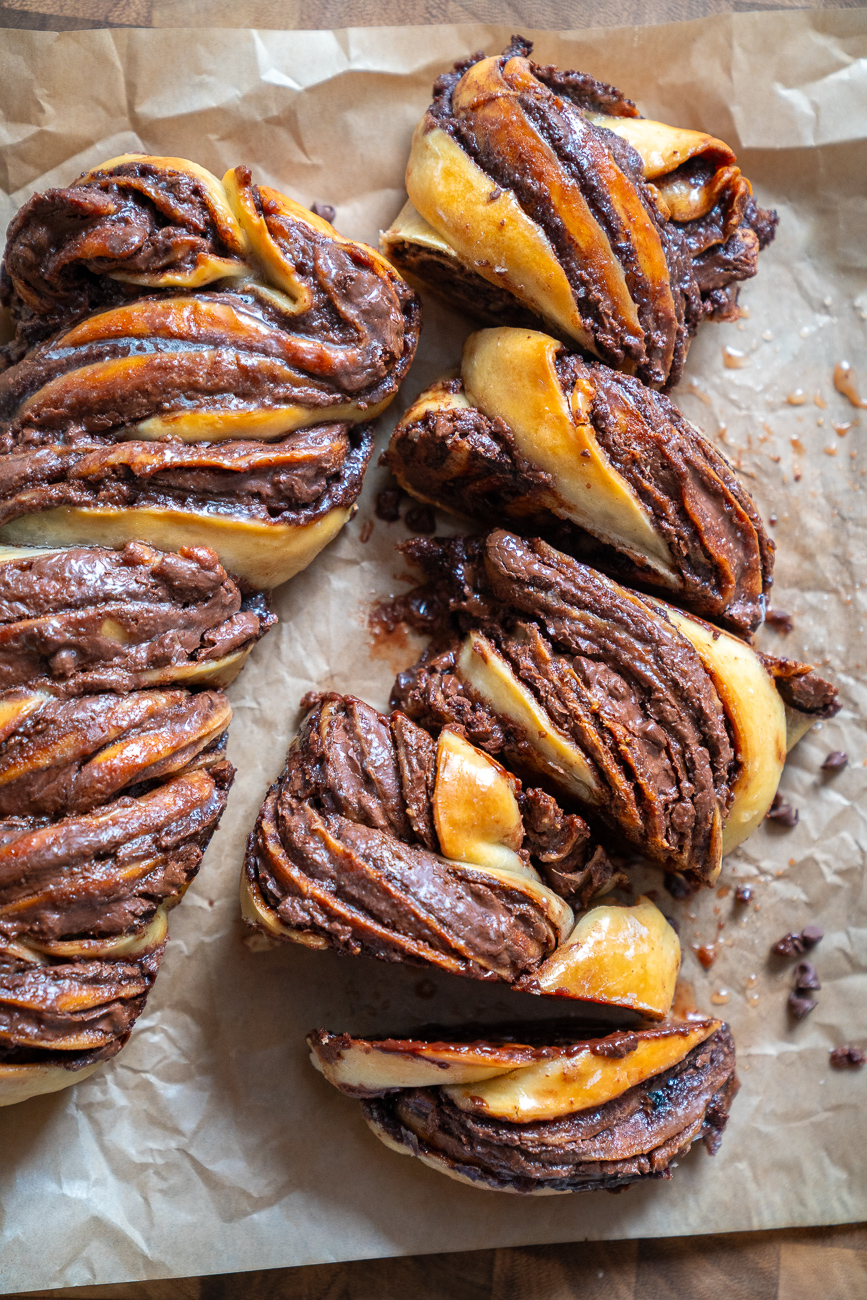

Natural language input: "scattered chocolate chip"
[359,518,374,544]
[794,960,821,991]
[801,925,823,948]
[311,201,336,222]
[487,185,502,202]
[829,1046,866,1069]
[375,486,403,522]
[664,872,691,900]
[404,504,436,534]
[788,992,817,1020]
[766,793,799,827]
[773,932,805,957]
[766,607,794,633]
[821,750,848,773]
[591,1032,639,1059]
[735,884,753,904]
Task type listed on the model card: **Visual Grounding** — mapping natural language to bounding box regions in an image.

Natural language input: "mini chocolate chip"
[735,884,753,904]
[821,751,848,773]
[767,794,799,827]
[487,185,502,202]
[829,1046,866,1069]
[773,932,805,958]
[405,504,436,534]
[374,486,403,522]
[766,607,794,633]
[311,201,336,223]
[664,872,691,900]
[794,961,821,991]
[788,992,817,1020]
[801,925,823,948]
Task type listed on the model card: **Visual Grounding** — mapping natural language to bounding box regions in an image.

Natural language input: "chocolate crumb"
[664,872,692,900]
[766,607,794,633]
[821,750,848,773]
[794,960,821,991]
[788,992,817,1020]
[405,504,436,534]
[488,186,502,202]
[311,201,336,223]
[375,486,403,522]
[829,1046,866,1069]
[801,925,823,948]
[767,794,799,827]
[735,884,753,904]
[359,519,374,544]
[773,932,805,957]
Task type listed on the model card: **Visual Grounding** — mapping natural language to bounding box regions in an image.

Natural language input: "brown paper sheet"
[0,11,865,1291]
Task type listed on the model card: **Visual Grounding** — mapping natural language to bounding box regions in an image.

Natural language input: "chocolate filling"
[0,946,161,1069]
[390,531,735,877]
[385,357,773,634]
[0,542,274,695]
[411,37,774,388]
[245,693,609,983]
[0,757,233,945]
[362,1025,737,1193]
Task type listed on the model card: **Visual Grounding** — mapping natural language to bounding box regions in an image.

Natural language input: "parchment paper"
[0,11,865,1292]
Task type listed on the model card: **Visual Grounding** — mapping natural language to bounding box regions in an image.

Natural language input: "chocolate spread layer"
[0,419,374,532]
[0,542,274,694]
[0,944,161,1069]
[0,686,230,817]
[413,38,774,388]
[0,757,233,945]
[363,1025,737,1193]
[385,360,773,634]
[1,161,420,409]
[245,693,609,984]
[390,531,735,878]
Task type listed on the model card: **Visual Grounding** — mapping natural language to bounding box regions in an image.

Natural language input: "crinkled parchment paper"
[0,11,865,1291]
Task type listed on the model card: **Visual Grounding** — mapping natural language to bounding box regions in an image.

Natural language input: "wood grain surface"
[0,2,864,1297]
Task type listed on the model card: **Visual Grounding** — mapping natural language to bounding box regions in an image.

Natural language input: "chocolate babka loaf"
[390,531,838,883]
[382,38,776,389]
[0,677,234,1106]
[243,691,681,1017]
[309,1018,737,1194]
[386,327,773,635]
[0,155,420,587]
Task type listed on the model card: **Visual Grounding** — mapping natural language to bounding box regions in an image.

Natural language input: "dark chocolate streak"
[416,38,774,389]
[244,693,608,983]
[0,542,274,695]
[363,1025,737,1193]
[0,159,418,531]
[391,531,734,878]
[0,751,233,1067]
[385,357,774,634]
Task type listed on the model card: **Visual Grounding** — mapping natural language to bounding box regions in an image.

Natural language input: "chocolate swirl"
[0,541,274,695]
[385,37,775,390]
[0,156,420,586]
[386,328,774,635]
[0,713,233,1080]
[389,532,836,881]
[243,692,623,991]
